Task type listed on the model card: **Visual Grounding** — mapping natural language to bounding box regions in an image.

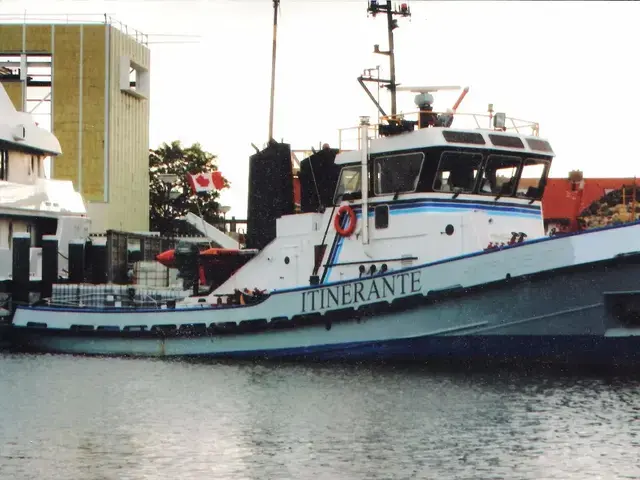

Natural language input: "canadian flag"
[187,171,225,194]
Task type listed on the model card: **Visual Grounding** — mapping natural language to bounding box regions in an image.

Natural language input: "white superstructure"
[0,82,90,279]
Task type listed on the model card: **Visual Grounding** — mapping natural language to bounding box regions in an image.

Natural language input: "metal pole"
[633,177,637,222]
[268,0,280,141]
[386,1,397,117]
[360,117,370,245]
[194,197,213,248]
[376,65,381,123]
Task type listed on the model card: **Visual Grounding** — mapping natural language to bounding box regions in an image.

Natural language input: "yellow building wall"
[107,26,150,232]
[0,25,24,51]
[0,81,22,110]
[81,25,106,202]
[52,25,81,187]
[51,24,106,201]
[25,25,51,52]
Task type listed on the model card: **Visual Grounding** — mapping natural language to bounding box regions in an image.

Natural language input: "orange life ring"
[334,205,357,237]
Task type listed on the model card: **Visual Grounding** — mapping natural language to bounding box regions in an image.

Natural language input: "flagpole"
[195,196,213,249]
[187,173,214,249]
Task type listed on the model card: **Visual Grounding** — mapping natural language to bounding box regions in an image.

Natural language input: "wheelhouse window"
[516,158,549,200]
[433,151,483,193]
[479,155,521,196]
[373,152,424,195]
[334,165,361,203]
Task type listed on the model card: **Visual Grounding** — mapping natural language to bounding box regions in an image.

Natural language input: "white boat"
[0,73,90,281]
[8,2,640,366]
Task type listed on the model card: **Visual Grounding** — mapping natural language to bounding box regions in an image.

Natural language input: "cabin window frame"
[333,164,362,204]
[432,150,484,194]
[477,154,523,197]
[515,157,551,200]
[372,151,425,197]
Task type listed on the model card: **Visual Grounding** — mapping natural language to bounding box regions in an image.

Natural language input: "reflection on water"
[0,353,638,479]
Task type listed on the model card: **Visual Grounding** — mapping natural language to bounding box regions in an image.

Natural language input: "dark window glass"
[373,153,424,195]
[0,150,8,180]
[488,134,525,149]
[433,151,483,193]
[479,155,522,196]
[526,138,554,153]
[375,205,389,229]
[442,131,486,145]
[516,158,549,200]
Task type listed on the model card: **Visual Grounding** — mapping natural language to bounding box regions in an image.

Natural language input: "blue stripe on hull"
[189,335,640,368]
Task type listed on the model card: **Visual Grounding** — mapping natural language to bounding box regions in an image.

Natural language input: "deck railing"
[0,13,148,46]
[337,111,540,151]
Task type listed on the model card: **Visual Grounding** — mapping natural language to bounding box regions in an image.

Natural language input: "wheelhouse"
[332,131,554,205]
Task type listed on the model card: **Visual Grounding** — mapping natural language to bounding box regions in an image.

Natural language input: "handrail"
[0,13,148,46]
[337,111,540,151]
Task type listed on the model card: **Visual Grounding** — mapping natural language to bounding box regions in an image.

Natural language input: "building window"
[119,56,150,99]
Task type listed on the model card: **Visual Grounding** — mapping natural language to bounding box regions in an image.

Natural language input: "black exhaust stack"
[246,140,294,251]
[298,146,340,213]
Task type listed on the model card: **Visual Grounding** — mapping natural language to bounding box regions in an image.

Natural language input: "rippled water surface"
[0,353,638,479]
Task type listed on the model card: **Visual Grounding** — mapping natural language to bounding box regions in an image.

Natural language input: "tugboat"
[8,1,640,366]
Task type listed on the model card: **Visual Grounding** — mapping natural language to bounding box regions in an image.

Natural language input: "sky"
[2,0,639,219]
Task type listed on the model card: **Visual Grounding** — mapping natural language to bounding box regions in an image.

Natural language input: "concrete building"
[0,16,151,233]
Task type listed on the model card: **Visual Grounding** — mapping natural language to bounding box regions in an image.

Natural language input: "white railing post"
[359,116,370,245]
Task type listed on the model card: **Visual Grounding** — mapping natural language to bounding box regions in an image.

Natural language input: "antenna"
[396,85,462,93]
[397,85,469,112]
[358,0,411,119]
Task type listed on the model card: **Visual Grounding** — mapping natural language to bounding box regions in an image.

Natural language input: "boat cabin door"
[279,244,300,287]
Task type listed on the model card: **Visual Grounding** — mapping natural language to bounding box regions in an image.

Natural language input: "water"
[0,354,638,480]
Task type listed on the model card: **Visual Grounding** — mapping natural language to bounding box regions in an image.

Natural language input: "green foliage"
[149,141,229,236]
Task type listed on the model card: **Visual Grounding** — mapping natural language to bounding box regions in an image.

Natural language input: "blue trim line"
[384,201,540,217]
[364,197,541,211]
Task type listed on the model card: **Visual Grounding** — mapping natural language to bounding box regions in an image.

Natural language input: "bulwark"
[301,271,421,313]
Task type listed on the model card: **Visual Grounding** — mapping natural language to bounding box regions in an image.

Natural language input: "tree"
[149,141,229,236]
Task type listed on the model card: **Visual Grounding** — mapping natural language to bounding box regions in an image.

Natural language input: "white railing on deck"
[337,111,540,151]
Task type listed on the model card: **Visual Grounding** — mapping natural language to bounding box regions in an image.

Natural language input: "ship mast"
[268,0,280,142]
[358,0,411,121]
